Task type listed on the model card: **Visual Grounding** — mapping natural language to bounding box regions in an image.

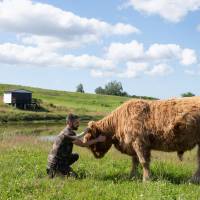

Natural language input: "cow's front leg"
[133,140,151,182]
[130,154,139,178]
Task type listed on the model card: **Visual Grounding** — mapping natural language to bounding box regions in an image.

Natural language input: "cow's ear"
[88,121,96,129]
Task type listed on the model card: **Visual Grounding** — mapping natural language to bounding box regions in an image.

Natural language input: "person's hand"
[97,135,106,142]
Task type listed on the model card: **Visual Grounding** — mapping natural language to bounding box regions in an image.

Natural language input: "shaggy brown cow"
[83,97,200,182]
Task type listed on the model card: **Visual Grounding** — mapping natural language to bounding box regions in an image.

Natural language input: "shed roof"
[4,89,32,94]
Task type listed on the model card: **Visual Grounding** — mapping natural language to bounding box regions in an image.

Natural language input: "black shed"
[3,89,32,108]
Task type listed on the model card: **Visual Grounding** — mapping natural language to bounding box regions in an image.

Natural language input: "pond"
[0,121,88,141]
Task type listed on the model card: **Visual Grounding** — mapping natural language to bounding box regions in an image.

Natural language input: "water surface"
[0,121,88,141]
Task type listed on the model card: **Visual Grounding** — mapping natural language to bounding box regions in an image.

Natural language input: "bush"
[95,87,105,95]
[181,92,195,97]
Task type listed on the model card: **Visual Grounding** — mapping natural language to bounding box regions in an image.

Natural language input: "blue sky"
[0,0,200,99]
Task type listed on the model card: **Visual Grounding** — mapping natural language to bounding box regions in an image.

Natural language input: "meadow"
[0,123,200,200]
[0,83,130,123]
[0,84,200,199]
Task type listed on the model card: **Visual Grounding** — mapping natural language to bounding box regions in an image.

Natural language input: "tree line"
[76,81,157,100]
[76,81,196,99]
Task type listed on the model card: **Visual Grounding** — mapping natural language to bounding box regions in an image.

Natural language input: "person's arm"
[64,130,89,140]
[73,135,106,147]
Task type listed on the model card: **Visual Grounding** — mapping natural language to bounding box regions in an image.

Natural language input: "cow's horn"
[68,128,90,140]
[76,128,90,138]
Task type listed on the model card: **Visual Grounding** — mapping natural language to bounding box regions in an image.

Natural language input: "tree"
[181,92,195,97]
[95,86,105,94]
[76,83,84,93]
[94,80,158,98]
[104,81,123,96]
[95,81,129,96]
[120,91,129,97]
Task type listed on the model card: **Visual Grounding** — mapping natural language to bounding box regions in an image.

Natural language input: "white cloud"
[146,44,181,60]
[118,62,149,78]
[181,48,197,65]
[112,23,140,35]
[106,40,144,62]
[90,61,173,78]
[0,39,197,79]
[0,0,139,49]
[146,63,173,76]
[102,40,198,78]
[106,41,198,66]
[147,44,197,65]
[0,43,115,69]
[19,35,98,51]
[125,0,200,22]
[90,70,115,78]
[90,62,149,79]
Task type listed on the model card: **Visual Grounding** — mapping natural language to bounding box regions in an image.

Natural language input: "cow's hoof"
[143,176,151,182]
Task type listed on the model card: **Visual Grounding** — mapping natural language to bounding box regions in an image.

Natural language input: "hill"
[0,83,130,123]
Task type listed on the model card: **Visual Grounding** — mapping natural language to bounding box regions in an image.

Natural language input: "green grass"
[1,84,200,199]
[1,134,200,200]
[0,83,130,123]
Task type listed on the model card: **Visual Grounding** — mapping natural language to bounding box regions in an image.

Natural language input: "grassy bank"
[1,134,200,200]
[0,83,130,123]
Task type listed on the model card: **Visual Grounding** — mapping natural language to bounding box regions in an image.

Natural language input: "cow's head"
[83,121,113,158]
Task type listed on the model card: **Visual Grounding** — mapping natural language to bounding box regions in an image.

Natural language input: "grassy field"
[1,84,200,199]
[0,83,130,123]
[1,132,200,200]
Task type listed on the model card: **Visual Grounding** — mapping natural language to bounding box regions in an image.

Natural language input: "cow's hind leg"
[130,154,139,178]
[133,141,151,182]
[190,144,200,184]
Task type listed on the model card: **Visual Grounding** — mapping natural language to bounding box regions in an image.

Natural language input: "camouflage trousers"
[47,153,79,178]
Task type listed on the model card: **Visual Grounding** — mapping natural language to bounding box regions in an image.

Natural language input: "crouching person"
[46,113,105,178]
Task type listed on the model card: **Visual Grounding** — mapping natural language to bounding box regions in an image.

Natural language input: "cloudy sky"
[0,0,200,98]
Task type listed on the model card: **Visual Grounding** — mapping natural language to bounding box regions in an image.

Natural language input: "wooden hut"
[3,89,32,109]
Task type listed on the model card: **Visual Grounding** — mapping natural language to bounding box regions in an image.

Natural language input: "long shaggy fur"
[84,97,200,182]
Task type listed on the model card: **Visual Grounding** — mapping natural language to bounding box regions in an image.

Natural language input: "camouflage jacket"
[47,127,76,167]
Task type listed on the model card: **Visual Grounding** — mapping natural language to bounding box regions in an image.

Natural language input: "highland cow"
[83,97,200,182]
